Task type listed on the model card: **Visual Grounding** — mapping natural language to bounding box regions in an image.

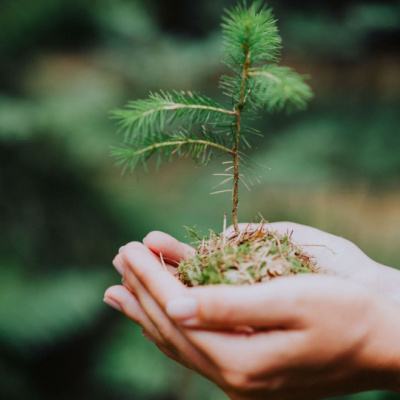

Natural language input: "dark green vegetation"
[112,1,313,232]
[1,0,399,399]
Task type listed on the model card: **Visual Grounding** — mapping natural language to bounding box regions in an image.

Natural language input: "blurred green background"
[1,0,399,399]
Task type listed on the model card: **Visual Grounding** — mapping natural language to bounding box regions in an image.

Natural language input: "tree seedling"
[111,0,319,285]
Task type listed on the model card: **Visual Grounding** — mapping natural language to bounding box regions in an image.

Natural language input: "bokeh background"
[1,0,399,399]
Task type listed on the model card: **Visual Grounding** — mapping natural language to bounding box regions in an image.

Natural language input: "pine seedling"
[111,1,319,285]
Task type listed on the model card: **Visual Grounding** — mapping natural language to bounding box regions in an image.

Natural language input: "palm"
[145,221,378,289]
[266,222,376,283]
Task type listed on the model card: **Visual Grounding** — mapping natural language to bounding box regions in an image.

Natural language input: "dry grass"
[178,223,319,286]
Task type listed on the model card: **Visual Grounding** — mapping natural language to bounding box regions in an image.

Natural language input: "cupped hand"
[139,221,400,304]
[104,223,400,399]
[228,222,400,303]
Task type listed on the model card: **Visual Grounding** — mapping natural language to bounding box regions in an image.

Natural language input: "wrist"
[362,297,400,393]
[387,304,400,393]
[383,304,400,393]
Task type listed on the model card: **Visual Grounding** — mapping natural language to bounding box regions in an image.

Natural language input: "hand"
[104,223,400,399]
[227,222,400,304]
[140,221,400,304]
[105,241,223,384]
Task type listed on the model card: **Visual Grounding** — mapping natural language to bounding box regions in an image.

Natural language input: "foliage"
[250,65,313,112]
[221,0,281,68]
[0,268,110,348]
[112,0,313,231]
[112,1,312,170]
[112,90,233,138]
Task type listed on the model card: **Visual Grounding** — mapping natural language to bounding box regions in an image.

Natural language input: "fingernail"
[119,246,125,254]
[142,330,156,344]
[104,297,122,312]
[113,259,124,276]
[166,297,197,320]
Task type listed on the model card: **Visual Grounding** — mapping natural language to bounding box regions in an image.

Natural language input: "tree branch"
[140,104,237,117]
[126,139,234,158]
[248,70,281,83]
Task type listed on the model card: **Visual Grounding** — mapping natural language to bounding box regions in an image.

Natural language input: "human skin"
[104,222,400,399]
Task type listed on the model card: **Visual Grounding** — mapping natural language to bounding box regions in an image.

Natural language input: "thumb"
[165,278,303,330]
[143,231,196,264]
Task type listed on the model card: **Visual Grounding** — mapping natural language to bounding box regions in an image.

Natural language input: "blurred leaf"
[94,319,229,400]
[94,321,179,397]
[0,267,111,348]
[93,0,157,40]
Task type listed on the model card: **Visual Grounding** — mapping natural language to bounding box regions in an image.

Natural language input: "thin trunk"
[232,33,251,234]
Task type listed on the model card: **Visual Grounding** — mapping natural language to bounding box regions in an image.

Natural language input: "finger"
[165,277,307,329]
[155,342,191,369]
[143,231,196,264]
[159,259,179,276]
[120,244,192,342]
[181,328,305,375]
[118,244,222,377]
[115,251,181,326]
[115,251,181,332]
[121,242,187,307]
[105,280,195,362]
[128,274,217,377]
[120,242,301,329]
[115,252,177,278]
[104,285,163,343]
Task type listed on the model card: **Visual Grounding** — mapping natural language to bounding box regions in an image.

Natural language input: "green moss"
[178,225,319,286]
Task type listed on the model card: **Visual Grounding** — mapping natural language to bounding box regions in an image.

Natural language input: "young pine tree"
[111,1,319,285]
